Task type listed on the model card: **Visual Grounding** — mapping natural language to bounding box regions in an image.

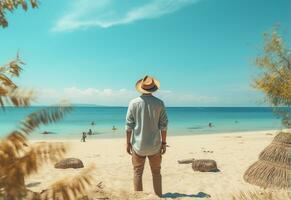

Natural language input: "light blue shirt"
[126,94,168,156]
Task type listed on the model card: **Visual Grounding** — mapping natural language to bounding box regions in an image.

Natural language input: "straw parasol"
[229,190,289,200]
[243,131,291,190]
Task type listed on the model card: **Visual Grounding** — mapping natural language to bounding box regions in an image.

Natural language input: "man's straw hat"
[135,75,160,94]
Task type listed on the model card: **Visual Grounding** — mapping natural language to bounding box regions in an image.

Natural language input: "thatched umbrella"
[230,190,289,200]
[243,131,291,190]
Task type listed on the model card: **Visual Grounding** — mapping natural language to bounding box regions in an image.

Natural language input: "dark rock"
[192,159,218,172]
[55,158,84,169]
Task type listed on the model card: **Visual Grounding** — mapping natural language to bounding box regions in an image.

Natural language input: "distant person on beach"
[112,125,117,131]
[88,129,93,135]
[125,75,168,197]
[81,132,87,142]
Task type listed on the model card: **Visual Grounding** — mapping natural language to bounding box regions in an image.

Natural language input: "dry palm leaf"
[0,86,36,108]
[0,54,35,108]
[0,73,15,87]
[41,165,96,200]
[0,131,28,166]
[20,106,72,135]
[0,141,67,200]
[0,105,72,198]
[0,52,24,77]
[7,142,67,178]
[0,106,72,168]
[0,0,39,28]
[0,142,66,200]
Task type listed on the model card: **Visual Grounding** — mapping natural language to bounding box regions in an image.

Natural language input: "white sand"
[26,130,281,199]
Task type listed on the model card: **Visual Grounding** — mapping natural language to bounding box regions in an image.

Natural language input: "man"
[125,75,168,197]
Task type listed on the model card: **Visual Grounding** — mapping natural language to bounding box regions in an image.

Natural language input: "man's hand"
[160,143,167,154]
[126,143,132,155]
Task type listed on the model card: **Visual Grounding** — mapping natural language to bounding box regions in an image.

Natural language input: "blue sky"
[0,0,290,106]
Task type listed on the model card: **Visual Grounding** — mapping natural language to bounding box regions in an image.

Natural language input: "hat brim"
[135,78,160,94]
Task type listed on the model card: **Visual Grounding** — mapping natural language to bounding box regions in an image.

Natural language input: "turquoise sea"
[0,107,284,139]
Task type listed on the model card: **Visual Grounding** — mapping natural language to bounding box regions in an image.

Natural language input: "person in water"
[88,129,93,135]
[208,122,213,128]
[81,132,87,142]
[112,126,117,131]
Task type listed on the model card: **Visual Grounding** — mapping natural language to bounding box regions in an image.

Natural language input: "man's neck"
[142,93,153,96]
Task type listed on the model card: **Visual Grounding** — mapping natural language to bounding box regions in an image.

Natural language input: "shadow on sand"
[162,192,211,199]
[209,169,221,173]
[26,182,41,188]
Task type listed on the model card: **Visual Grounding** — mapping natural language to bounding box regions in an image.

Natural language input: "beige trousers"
[132,150,162,197]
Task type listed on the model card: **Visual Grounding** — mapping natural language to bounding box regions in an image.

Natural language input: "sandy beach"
[26,130,284,199]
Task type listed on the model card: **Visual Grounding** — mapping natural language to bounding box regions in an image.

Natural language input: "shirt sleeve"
[158,102,168,131]
[125,102,136,131]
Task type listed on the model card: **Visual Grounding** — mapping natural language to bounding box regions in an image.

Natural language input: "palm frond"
[0,53,25,77]
[41,165,95,200]
[20,106,72,135]
[0,86,36,108]
[0,131,27,166]
[0,105,71,171]
[0,0,39,28]
[8,142,67,178]
[0,73,16,87]
[0,54,35,108]
[0,142,67,200]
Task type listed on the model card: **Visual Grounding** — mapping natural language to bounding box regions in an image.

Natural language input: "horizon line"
[4,105,282,108]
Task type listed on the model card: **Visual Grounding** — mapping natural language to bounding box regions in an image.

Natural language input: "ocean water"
[0,107,284,139]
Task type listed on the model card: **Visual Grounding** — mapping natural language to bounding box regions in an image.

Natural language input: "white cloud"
[52,0,199,32]
[158,90,218,106]
[36,87,217,106]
